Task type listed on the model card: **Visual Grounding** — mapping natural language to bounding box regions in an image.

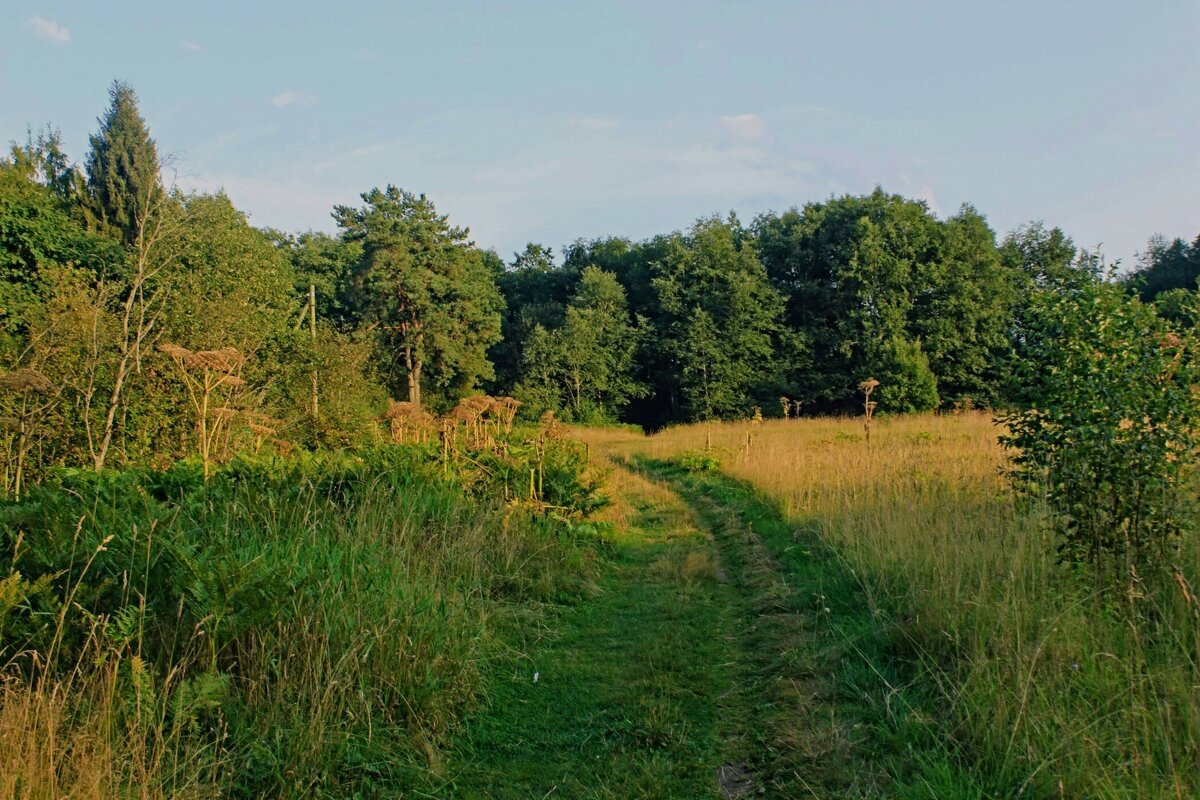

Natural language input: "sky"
[2,1,1197,267]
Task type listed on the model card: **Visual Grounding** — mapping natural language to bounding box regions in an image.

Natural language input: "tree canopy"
[2,80,1196,489]
[84,81,161,245]
[334,186,503,408]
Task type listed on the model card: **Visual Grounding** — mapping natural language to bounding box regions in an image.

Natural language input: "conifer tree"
[335,186,502,408]
[85,80,161,245]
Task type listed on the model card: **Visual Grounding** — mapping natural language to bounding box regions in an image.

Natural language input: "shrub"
[874,336,939,414]
[1001,276,1200,586]
[678,448,722,473]
[0,438,600,796]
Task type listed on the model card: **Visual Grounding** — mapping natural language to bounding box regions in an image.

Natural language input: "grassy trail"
[438,465,742,798]
[437,455,949,798]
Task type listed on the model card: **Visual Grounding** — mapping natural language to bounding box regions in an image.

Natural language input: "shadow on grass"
[631,456,1010,800]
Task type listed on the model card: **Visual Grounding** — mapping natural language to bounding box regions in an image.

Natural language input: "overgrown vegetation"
[1,432,602,797]
[1004,272,1200,586]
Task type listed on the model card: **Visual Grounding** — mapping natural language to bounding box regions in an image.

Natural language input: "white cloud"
[26,15,70,45]
[720,113,766,142]
[270,91,317,109]
[914,187,941,216]
[567,116,619,130]
[181,40,203,52]
[897,173,941,216]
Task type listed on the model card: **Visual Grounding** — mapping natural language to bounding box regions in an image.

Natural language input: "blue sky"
[2,1,1197,266]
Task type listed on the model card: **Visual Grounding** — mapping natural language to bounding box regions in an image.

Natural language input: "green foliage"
[676,447,722,473]
[1001,274,1200,582]
[1154,287,1200,327]
[0,437,599,796]
[914,205,1015,405]
[0,158,119,351]
[654,216,786,420]
[278,229,363,327]
[1128,233,1200,301]
[335,186,503,409]
[489,242,574,391]
[874,336,940,413]
[753,189,938,411]
[165,193,298,353]
[514,266,644,422]
[999,220,1083,292]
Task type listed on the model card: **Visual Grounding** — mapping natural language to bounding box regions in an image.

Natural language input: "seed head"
[0,368,54,394]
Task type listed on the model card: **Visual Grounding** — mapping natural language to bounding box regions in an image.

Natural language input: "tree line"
[2,81,1196,487]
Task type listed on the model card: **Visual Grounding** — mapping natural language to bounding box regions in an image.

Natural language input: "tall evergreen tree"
[85,81,161,245]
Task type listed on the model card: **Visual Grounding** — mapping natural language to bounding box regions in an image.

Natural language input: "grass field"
[578,412,1200,798]
[0,445,599,799]
[4,413,1198,797]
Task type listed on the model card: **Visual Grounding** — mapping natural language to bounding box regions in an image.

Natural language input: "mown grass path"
[438,465,742,799]
[437,456,965,798]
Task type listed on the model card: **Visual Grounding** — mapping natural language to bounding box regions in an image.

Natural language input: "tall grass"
[0,446,596,797]
[580,413,1200,797]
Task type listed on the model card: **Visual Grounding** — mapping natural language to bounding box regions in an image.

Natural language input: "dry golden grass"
[0,668,215,800]
[576,413,1200,796]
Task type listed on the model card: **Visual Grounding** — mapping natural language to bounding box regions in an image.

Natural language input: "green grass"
[436,454,1010,798]
[438,466,739,799]
[635,457,1009,799]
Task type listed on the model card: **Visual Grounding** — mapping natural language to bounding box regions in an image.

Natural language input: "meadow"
[580,412,1200,798]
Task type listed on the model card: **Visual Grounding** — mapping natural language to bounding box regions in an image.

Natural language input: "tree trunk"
[199,375,210,479]
[405,348,423,409]
[92,182,173,471]
[93,350,131,471]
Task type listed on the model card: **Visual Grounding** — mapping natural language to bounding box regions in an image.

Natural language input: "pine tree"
[335,186,503,408]
[85,80,161,245]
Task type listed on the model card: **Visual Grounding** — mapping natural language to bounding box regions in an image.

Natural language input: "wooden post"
[309,284,319,421]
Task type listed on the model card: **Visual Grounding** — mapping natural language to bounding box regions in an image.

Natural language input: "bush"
[874,336,939,414]
[1002,277,1200,585]
[678,448,722,473]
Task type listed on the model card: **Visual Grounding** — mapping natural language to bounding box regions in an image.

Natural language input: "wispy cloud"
[26,15,70,45]
[720,113,766,142]
[568,116,619,130]
[181,40,203,52]
[271,90,317,109]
